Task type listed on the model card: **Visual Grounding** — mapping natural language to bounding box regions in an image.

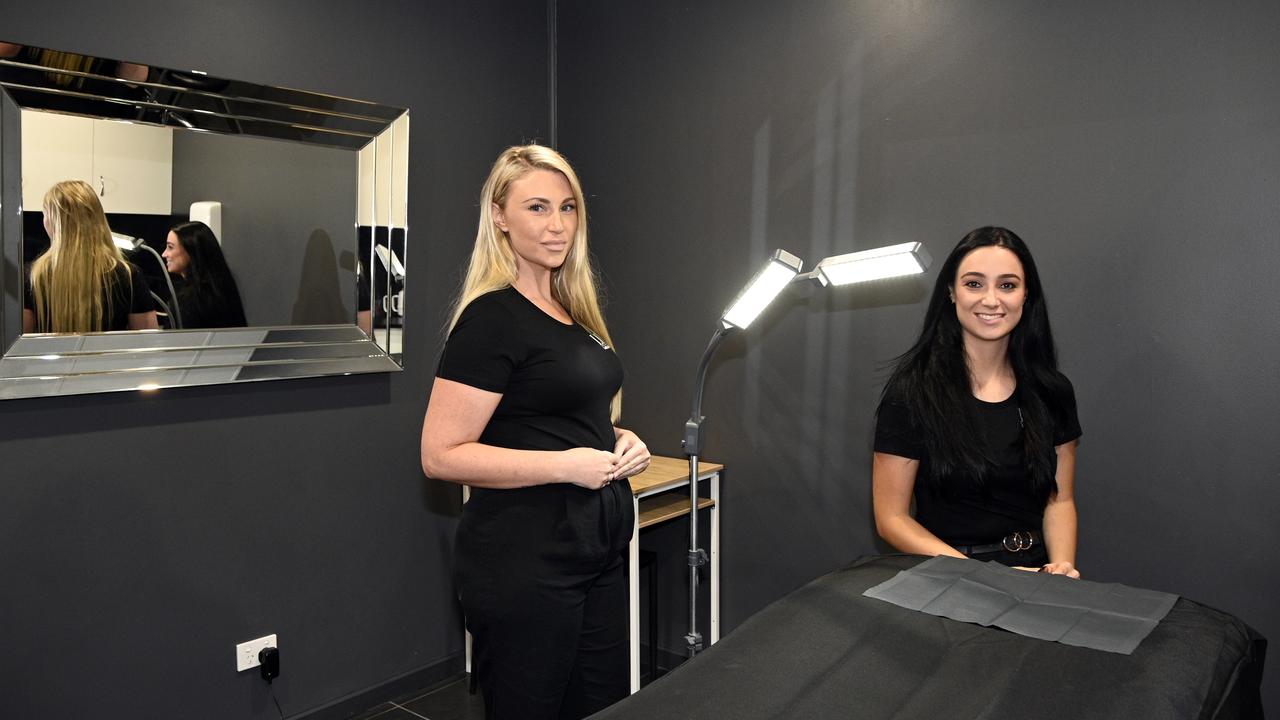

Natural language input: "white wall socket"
[235,634,278,672]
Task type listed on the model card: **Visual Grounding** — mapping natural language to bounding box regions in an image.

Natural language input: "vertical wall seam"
[548,0,558,147]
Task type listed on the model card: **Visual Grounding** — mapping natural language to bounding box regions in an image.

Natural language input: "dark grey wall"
[559,0,1280,709]
[171,132,358,327]
[0,2,547,718]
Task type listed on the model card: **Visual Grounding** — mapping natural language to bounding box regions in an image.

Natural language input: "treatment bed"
[591,555,1266,720]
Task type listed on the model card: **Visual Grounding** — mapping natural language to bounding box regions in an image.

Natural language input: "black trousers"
[456,483,633,720]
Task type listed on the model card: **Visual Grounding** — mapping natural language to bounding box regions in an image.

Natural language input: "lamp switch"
[236,634,277,672]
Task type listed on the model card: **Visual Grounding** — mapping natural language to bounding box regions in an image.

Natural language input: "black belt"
[956,530,1041,556]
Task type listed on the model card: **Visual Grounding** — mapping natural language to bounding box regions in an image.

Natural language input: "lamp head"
[720,249,803,330]
[111,232,140,251]
[810,242,931,287]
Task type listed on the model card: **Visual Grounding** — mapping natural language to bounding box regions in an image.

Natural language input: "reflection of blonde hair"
[30,180,125,333]
[449,145,620,420]
[36,50,96,88]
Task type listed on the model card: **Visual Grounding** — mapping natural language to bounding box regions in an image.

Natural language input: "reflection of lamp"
[113,232,182,329]
[374,244,405,280]
[680,242,931,659]
[373,245,406,320]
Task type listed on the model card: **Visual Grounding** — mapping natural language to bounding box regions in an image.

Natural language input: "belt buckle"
[1001,531,1031,552]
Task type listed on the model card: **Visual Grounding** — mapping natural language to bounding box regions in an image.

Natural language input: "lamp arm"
[683,324,733,457]
[133,244,183,329]
[149,291,172,322]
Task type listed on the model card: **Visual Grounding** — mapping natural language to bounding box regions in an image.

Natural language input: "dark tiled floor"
[350,662,671,719]
[352,675,486,720]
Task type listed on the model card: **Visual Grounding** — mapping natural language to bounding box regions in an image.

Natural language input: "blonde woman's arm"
[128,312,159,330]
[421,377,620,490]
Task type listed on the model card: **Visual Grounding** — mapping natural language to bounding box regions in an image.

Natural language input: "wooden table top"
[629,455,723,496]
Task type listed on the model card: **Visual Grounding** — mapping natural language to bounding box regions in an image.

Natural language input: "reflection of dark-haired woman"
[163,221,248,328]
[873,227,1082,576]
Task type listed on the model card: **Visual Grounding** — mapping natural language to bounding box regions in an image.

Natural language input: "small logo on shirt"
[586,331,610,350]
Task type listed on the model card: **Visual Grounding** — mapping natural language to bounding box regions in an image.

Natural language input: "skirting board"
[298,653,465,720]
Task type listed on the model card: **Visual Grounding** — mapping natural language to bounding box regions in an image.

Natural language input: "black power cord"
[259,647,283,719]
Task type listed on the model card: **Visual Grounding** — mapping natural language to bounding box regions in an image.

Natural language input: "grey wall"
[171,132,358,327]
[4,1,1277,716]
[559,0,1280,709]
[0,1,547,718]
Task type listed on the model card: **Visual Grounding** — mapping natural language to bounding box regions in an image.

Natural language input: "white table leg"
[462,485,472,674]
[629,495,641,693]
[710,471,720,644]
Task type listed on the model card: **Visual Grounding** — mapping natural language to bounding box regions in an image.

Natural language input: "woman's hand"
[611,428,651,481]
[1040,561,1081,578]
[561,447,622,490]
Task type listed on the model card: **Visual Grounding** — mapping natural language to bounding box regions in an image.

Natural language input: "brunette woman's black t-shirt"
[874,382,1082,546]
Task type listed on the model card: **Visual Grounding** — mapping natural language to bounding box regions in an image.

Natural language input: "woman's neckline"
[508,286,574,326]
[971,389,1017,405]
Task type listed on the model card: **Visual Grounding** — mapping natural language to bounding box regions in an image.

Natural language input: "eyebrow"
[960,271,1023,280]
[520,196,575,204]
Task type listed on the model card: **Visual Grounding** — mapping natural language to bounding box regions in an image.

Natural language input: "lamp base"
[684,631,703,657]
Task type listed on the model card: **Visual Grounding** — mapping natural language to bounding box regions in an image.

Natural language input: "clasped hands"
[563,429,650,490]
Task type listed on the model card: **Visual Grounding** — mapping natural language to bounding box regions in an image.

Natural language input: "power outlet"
[236,634,278,672]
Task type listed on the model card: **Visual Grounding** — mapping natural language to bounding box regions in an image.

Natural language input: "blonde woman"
[421,145,649,719]
[22,180,158,333]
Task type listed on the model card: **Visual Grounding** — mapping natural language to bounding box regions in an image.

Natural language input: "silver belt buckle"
[1001,531,1032,552]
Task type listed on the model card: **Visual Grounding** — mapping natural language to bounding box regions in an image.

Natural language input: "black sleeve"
[436,293,521,393]
[126,263,155,314]
[1053,376,1082,446]
[873,384,924,459]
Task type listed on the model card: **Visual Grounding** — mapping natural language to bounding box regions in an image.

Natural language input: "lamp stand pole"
[132,243,183,329]
[681,324,733,658]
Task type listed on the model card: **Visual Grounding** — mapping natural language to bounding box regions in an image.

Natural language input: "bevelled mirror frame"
[0,40,408,400]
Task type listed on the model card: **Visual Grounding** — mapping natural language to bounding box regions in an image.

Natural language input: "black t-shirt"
[24,261,155,332]
[874,381,1082,546]
[173,275,247,329]
[437,287,623,454]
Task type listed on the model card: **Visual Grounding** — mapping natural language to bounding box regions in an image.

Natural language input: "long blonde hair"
[30,180,126,333]
[449,145,621,420]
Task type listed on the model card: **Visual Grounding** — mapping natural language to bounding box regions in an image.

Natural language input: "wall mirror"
[0,40,408,400]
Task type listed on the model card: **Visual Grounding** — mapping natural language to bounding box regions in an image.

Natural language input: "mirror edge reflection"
[0,324,402,401]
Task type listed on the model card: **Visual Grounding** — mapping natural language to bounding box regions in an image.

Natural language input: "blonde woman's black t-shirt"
[874,381,1082,546]
[23,261,155,332]
[437,287,622,454]
[437,287,634,562]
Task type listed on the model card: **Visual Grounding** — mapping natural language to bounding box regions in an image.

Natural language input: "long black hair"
[170,221,247,328]
[881,226,1072,502]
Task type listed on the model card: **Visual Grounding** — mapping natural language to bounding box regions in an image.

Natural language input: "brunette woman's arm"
[872,452,967,558]
[1041,440,1080,577]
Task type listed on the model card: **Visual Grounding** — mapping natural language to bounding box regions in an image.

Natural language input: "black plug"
[259,646,280,683]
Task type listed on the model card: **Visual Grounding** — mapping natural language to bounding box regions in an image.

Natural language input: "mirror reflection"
[0,40,408,399]
[18,106,362,332]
